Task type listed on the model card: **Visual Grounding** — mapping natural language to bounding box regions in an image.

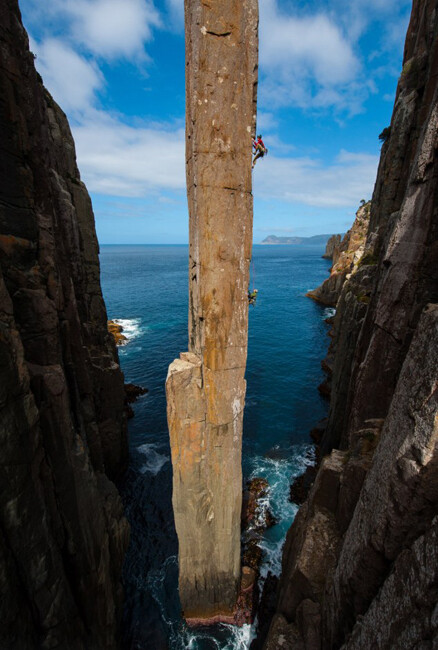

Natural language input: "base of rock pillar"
[184,566,258,628]
[185,614,237,627]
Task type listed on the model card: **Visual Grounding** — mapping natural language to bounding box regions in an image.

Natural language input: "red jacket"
[253,137,265,151]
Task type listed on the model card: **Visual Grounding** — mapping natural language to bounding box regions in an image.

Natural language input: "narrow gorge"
[166,0,259,624]
[1,0,437,647]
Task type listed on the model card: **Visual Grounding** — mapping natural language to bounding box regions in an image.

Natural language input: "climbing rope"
[251,258,256,292]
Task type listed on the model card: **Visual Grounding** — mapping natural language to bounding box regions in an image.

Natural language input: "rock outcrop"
[108,319,128,345]
[308,203,371,400]
[307,202,370,307]
[0,2,129,648]
[322,234,342,260]
[262,0,438,647]
[166,0,258,623]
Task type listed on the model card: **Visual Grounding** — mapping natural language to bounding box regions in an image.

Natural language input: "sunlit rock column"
[166,0,258,623]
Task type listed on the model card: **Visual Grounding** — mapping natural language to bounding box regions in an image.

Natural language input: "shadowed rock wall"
[0,2,129,647]
[262,0,438,647]
[325,0,438,452]
[166,0,258,623]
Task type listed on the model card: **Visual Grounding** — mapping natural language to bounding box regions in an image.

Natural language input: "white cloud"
[65,0,161,59]
[256,111,278,131]
[330,0,412,42]
[72,112,185,196]
[254,150,378,208]
[31,38,103,112]
[28,0,184,200]
[165,0,184,30]
[258,0,411,115]
[22,0,161,61]
[261,5,359,85]
[259,0,362,113]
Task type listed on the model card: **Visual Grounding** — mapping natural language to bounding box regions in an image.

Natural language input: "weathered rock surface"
[0,1,129,647]
[342,516,438,650]
[166,0,258,622]
[307,201,370,307]
[308,203,371,401]
[322,234,342,261]
[324,0,438,451]
[262,1,438,647]
[325,304,438,647]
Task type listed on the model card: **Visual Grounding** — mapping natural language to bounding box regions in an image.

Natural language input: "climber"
[252,134,267,169]
[248,288,258,305]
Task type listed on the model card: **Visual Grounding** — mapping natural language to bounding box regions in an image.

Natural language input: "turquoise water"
[99,244,332,649]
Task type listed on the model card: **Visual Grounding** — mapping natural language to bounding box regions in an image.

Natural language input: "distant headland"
[260,234,335,245]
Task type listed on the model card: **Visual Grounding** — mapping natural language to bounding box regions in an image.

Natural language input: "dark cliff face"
[325,0,438,452]
[0,1,129,648]
[262,0,438,648]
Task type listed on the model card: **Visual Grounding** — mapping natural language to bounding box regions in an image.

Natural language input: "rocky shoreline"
[108,319,128,346]
[306,200,370,308]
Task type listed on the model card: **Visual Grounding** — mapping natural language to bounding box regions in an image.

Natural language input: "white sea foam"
[145,444,315,648]
[112,317,144,342]
[183,624,253,650]
[137,443,169,475]
[258,537,287,579]
[248,444,315,579]
[322,307,336,319]
[147,555,178,628]
[218,624,253,649]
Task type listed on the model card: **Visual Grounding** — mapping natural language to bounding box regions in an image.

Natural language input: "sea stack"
[166,0,258,623]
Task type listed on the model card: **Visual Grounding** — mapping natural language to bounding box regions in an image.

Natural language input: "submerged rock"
[243,477,277,537]
[124,382,148,419]
[125,382,148,403]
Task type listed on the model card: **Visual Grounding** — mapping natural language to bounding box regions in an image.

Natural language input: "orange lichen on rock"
[107,319,128,346]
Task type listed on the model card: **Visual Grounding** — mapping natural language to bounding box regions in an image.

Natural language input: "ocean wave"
[182,623,253,650]
[112,317,144,341]
[258,537,287,579]
[322,307,336,319]
[146,555,178,628]
[247,444,315,578]
[216,624,253,650]
[137,443,170,475]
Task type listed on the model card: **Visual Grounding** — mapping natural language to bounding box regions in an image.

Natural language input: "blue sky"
[20,0,412,243]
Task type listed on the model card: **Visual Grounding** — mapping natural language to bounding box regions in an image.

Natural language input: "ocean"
[99,244,332,649]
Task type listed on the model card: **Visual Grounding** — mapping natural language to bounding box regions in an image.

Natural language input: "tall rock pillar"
[166,0,258,623]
